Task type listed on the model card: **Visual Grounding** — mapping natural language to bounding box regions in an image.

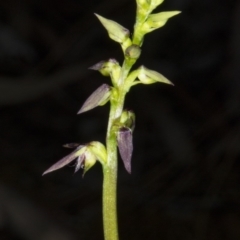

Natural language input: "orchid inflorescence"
[43,0,180,239]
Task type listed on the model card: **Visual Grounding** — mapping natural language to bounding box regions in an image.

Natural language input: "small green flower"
[95,14,132,51]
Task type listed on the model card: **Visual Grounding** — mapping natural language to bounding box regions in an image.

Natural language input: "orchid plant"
[43,1,180,239]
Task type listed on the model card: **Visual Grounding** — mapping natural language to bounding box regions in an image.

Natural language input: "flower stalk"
[43,1,180,240]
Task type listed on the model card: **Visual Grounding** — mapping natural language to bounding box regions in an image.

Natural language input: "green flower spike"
[143,11,181,33]
[137,65,174,85]
[95,14,132,51]
[77,84,111,114]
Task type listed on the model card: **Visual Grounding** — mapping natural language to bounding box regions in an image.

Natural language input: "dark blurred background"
[1,0,240,239]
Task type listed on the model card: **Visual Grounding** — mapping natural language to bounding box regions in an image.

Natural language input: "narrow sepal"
[77,84,111,114]
[63,143,81,148]
[149,0,164,12]
[95,14,130,43]
[42,145,84,175]
[143,11,181,33]
[117,127,133,174]
[89,61,106,72]
[138,66,173,85]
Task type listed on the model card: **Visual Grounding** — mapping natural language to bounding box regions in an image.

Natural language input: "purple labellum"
[74,154,85,173]
[77,84,111,114]
[117,127,133,174]
[42,145,84,175]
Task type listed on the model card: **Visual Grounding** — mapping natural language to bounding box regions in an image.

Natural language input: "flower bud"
[138,65,173,85]
[125,45,141,59]
[120,110,135,131]
[95,14,130,44]
[77,84,111,114]
[117,127,133,174]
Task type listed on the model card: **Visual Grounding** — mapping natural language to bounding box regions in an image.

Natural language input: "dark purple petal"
[42,145,83,175]
[117,127,133,174]
[77,84,111,114]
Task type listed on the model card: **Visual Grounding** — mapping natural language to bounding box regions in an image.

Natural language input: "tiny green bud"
[143,11,181,33]
[125,44,141,59]
[95,14,130,44]
[77,84,111,114]
[137,65,173,85]
[120,110,135,131]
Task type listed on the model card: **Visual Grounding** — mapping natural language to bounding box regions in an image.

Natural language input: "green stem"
[102,12,144,237]
[103,93,125,240]
[102,61,132,240]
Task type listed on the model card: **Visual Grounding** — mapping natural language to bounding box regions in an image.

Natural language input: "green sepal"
[95,14,131,44]
[143,11,181,33]
[137,66,173,85]
[88,141,107,165]
[149,0,164,12]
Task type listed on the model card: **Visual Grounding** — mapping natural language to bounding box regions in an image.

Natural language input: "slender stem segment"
[102,62,133,240]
